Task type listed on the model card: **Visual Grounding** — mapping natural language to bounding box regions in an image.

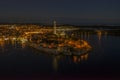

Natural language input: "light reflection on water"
[0,30,120,76]
[52,53,89,71]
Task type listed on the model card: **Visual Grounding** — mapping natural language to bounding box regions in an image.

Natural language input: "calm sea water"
[0,31,120,78]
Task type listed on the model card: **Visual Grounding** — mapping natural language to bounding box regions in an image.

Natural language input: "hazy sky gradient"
[0,0,120,24]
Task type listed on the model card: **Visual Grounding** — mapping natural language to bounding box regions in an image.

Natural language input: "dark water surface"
[0,31,120,79]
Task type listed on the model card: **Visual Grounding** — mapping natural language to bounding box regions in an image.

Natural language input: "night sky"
[0,0,120,24]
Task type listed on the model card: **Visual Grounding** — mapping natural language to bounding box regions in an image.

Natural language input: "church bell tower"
[53,21,57,34]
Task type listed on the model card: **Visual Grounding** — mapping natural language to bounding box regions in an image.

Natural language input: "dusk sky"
[0,0,120,25]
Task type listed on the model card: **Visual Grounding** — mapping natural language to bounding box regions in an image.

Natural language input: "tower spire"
[53,20,56,34]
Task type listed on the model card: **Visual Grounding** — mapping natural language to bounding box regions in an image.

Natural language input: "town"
[0,21,92,56]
